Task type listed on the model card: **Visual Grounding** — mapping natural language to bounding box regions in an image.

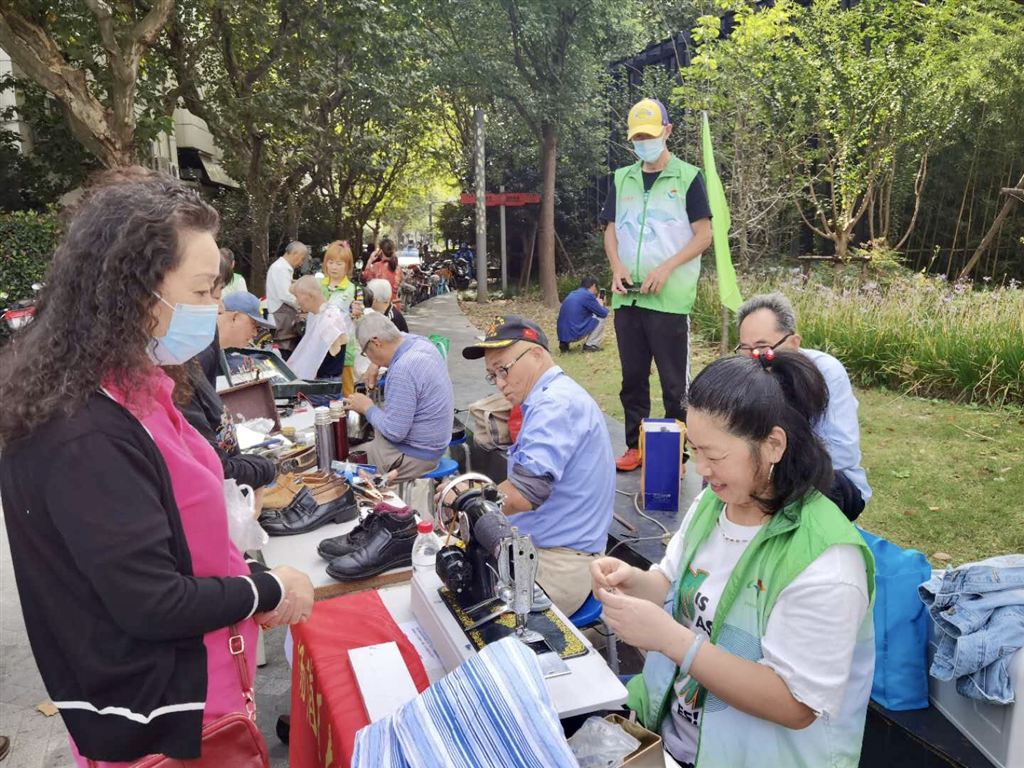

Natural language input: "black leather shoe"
[318,502,413,559]
[325,510,417,581]
[582,345,600,353]
[276,715,290,745]
[318,517,372,559]
[558,341,570,353]
[259,485,358,536]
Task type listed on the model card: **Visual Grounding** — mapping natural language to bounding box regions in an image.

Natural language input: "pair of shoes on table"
[259,479,358,536]
[320,503,418,581]
[261,470,336,510]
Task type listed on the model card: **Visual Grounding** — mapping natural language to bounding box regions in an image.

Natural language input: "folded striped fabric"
[352,717,409,768]
[352,636,579,767]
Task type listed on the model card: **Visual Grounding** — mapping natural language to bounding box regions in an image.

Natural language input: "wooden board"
[314,568,412,601]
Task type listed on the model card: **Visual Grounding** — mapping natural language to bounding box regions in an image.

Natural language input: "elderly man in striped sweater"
[345,313,455,482]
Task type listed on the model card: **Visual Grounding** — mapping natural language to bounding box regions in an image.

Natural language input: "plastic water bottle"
[412,521,441,576]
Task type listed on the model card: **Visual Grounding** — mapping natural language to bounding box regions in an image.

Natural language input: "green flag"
[702,111,742,312]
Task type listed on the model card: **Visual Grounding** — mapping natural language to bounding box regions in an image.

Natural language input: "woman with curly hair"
[0,169,314,765]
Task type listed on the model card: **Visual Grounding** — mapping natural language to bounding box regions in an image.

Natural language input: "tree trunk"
[958,170,1024,281]
[538,121,559,309]
[520,215,539,291]
[0,1,173,168]
[284,193,302,242]
[334,206,345,240]
[248,196,274,297]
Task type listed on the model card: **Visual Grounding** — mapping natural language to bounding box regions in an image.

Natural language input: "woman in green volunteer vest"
[320,240,357,395]
[593,351,875,768]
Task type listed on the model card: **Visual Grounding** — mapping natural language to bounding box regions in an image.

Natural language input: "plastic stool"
[423,456,459,480]
[570,593,619,674]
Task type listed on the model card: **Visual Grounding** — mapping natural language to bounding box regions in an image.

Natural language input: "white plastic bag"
[224,479,269,553]
[567,716,641,768]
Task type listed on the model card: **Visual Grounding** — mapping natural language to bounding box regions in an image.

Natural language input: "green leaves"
[0,209,60,301]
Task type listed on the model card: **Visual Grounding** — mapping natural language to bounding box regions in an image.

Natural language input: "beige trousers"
[364,433,439,484]
[536,546,602,617]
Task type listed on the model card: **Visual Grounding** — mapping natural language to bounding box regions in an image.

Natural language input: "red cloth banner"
[289,590,430,768]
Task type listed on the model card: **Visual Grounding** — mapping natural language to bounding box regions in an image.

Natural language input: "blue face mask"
[149,293,219,365]
[633,137,666,164]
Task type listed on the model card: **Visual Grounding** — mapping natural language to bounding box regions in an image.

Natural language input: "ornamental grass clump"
[693,270,1023,406]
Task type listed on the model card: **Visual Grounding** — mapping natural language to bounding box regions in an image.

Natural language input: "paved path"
[0,292,696,766]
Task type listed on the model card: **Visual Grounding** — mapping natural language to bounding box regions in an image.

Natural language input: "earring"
[768,463,775,482]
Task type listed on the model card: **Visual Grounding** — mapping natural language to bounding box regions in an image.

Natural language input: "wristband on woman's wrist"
[679,633,705,677]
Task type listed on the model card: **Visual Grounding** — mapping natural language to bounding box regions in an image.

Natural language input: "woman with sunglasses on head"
[593,350,874,768]
[0,169,314,765]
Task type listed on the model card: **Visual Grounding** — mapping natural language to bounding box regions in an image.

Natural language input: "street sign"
[459,192,541,207]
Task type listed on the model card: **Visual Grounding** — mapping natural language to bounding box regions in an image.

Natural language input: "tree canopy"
[2,0,1022,287]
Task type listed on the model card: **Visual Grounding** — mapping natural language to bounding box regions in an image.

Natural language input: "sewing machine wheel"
[435,472,498,531]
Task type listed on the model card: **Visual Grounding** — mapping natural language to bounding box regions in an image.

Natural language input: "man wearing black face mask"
[600,97,713,473]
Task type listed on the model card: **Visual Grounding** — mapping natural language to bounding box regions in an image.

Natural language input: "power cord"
[608,490,673,555]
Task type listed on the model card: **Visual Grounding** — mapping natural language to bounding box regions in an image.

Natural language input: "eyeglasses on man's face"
[485,348,531,385]
[734,333,793,357]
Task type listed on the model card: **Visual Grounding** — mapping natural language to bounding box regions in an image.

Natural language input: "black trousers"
[827,469,866,522]
[614,305,690,449]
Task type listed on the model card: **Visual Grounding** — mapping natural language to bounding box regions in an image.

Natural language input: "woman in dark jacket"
[0,169,314,765]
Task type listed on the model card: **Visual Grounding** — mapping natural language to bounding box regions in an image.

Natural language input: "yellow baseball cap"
[627,98,669,140]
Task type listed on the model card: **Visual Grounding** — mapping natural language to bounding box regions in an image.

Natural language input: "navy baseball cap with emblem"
[462,315,549,359]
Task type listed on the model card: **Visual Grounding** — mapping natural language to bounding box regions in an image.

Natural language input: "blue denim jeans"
[920,555,1024,704]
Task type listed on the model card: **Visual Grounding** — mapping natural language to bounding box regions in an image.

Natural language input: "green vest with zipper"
[627,490,876,768]
[611,155,702,315]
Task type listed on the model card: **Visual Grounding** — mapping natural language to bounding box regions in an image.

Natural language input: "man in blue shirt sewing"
[556,275,609,353]
[735,292,872,521]
[462,316,615,615]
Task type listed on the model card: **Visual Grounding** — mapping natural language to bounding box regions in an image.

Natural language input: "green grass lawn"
[461,296,1024,565]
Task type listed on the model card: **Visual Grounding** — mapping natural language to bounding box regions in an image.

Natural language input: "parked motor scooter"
[1,283,43,339]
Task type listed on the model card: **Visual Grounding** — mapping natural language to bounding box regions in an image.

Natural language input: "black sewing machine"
[434,475,545,644]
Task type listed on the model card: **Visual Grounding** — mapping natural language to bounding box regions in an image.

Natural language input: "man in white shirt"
[266,241,309,356]
[287,276,351,381]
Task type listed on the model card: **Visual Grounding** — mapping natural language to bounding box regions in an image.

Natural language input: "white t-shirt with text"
[652,491,869,764]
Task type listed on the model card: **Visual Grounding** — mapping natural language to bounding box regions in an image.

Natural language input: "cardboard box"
[604,713,664,767]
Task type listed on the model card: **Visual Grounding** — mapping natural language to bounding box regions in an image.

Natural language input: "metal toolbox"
[220,347,338,398]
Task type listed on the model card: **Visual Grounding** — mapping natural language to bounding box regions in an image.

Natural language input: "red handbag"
[89,627,270,768]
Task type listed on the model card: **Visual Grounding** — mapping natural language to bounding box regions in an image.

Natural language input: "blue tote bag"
[859,527,932,710]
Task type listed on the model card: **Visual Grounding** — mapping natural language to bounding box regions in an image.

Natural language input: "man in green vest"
[601,98,713,472]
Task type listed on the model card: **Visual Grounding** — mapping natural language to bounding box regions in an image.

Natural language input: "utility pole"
[499,184,508,295]
[474,107,488,303]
